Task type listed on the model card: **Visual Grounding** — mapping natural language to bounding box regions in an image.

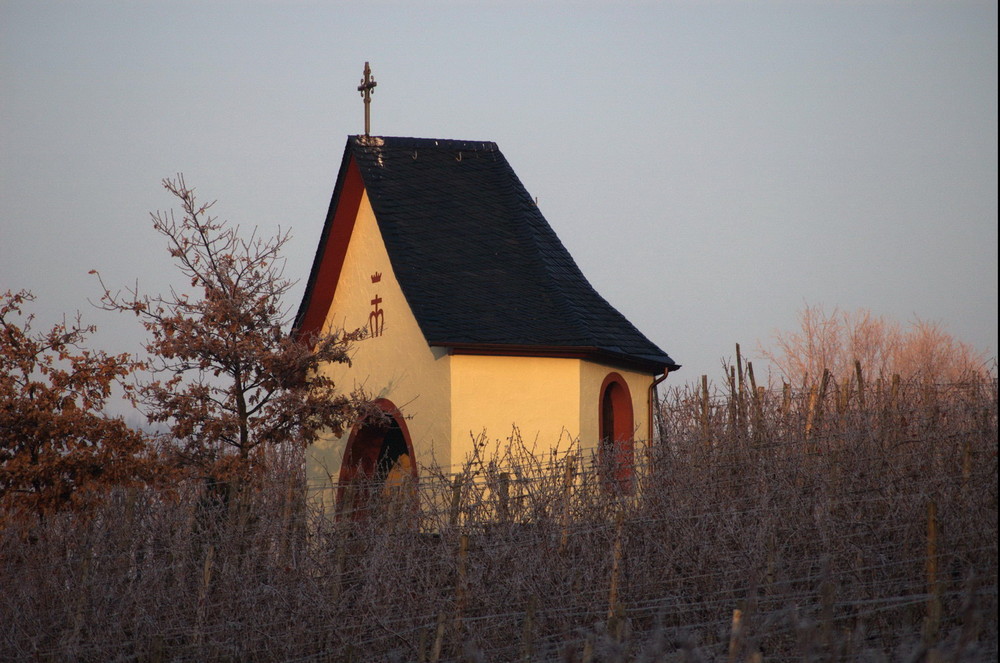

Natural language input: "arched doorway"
[599,373,634,493]
[336,399,417,519]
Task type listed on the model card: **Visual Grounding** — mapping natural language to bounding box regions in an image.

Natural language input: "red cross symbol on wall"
[369,294,384,337]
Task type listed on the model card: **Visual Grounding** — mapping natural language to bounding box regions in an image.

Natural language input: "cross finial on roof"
[358,61,377,137]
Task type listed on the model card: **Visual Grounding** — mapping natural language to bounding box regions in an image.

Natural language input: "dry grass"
[1,372,996,662]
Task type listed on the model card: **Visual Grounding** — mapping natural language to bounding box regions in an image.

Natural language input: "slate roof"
[296,135,679,374]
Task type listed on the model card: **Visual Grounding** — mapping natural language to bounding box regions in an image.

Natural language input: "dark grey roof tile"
[300,135,679,373]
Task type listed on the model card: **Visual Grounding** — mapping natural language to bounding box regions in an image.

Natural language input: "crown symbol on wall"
[371,272,382,283]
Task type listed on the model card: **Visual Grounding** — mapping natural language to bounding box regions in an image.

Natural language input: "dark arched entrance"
[337,399,417,518]
[599,373,635,494]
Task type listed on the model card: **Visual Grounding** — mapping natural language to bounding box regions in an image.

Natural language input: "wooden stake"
[820,571,835,652]
[735,343,744,396]
[728,366,738,431]
[339,482,355,521]
[962,439,972,492]
[449,475,463,528]
[607,511,625,634]
[497,471,510,522]
[68,555,91,656]
[430,611,446,663]
[417,626,428,663]
[854,360,865,407]
[818,368,830,412]
[521,594,537,662]
[559,459,575,553]
[727,608,743,663]
[193,544,214,650]
[332,531,347,603]
[838,380,849,414]
[924,500,941,647]
[805,385,819,441]
[736,344,746,430]
[748,361,763,442]
[455,533,470,632]
[701,375,710,445]
[807,369,831,441]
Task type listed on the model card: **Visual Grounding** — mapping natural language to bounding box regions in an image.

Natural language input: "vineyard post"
[430,611,446,663]
[521,594,537,662]
[193,544,214,650]
[806,369,831,441]
[805,385,818,441]
[820,565,836,653]
[559,459,575,554]
[924,500,942,648]
[736,344,746,432]
[497,471,510,522]
[728,608,743,663]
[417,627,428,663]
[747,360,763,443]
[449,475,463,528]
[607,511,625,639]
[701,375,710,445]
[728,366,738,432]
[455,532,470,633]
[854,360,865,407]
[331,529,347,603]
[962,439,972,493]
[818,368,830,427]
[67,555,91,657]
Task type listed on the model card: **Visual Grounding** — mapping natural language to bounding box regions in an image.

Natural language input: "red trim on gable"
[294,156,366,342]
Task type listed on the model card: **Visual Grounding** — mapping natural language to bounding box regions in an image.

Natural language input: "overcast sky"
[2,1,997,405]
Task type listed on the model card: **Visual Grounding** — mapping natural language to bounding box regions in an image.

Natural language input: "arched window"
[337,398,417,519]
[599,373,634,493]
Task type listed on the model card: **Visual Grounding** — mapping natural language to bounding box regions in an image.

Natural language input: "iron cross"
[358,62,377,137]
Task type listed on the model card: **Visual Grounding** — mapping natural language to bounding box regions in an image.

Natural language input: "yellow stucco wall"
[578,360,654,451]
[449,355,584,469]
[305,191,658,498]
[449,356,655,470]
[307,191,452,497]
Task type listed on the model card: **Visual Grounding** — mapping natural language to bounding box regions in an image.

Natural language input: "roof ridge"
[351,135,499,152]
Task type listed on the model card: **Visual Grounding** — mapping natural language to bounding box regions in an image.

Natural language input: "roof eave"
[438,342,679,375]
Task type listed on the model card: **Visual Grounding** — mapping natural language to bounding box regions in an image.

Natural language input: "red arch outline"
[599,372,635,493]
[336,398,417,518]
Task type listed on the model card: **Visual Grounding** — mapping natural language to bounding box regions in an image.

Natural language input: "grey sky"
[2,1,997,401]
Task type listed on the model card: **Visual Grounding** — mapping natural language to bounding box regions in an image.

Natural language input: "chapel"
[294,132,679,503]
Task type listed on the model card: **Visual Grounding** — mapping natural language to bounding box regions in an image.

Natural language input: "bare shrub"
[2,371,996,661]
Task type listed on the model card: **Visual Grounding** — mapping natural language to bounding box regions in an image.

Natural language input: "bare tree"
[94,175,361,481]
[760,303,990,385]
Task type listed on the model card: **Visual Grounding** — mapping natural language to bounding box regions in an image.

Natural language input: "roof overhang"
[439,342,679,376]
